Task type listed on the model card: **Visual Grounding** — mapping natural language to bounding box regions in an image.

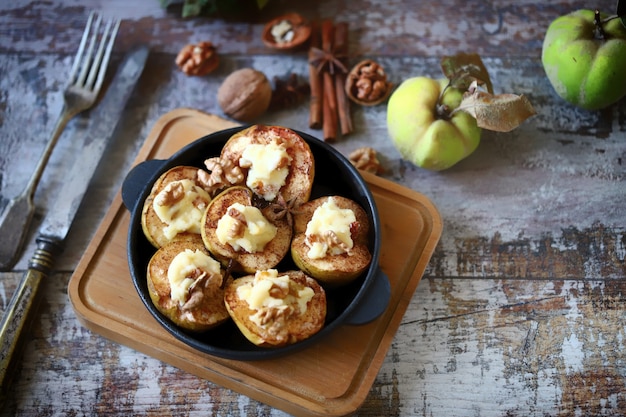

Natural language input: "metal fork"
[0,12,120,271]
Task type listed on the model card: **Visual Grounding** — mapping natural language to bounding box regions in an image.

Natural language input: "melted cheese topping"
[153,179,211,240]
[239,139,291,201]
[215,202,277,252]
[167,249,222,304]
[236,269,315,327]
[305,197,356,259]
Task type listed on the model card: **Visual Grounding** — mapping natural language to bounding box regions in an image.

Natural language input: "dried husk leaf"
[458,85,536,132]
[441,53,494,94]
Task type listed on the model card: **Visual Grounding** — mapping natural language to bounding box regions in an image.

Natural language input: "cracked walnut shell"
[345,60,393,106]
[176,41,219,76]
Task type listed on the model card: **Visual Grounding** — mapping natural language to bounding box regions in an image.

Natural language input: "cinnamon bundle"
[321,20,338,141]
[333,22,352,136]
[308,20,323,129]
[307,19,352,141]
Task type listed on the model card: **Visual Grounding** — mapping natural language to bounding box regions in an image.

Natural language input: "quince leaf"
[160,0,182,7]
[181,0,213,17]
[457,82,536,132]
[441,53,494,94]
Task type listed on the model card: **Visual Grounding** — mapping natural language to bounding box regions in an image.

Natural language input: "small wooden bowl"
[345,60,393,106]
[262,13,311,50]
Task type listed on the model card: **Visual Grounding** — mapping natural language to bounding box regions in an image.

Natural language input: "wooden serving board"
[68,108,442,417]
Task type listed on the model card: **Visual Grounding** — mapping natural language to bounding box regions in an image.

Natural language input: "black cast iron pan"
[121,126,390,360]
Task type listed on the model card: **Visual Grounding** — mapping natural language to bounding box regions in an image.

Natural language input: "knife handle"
[0,236,59,405]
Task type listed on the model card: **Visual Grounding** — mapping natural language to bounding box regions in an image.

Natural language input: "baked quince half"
[224,269,326,347]
[146,235,230,332]
[291,195,372,286]
[141,165,211,248]
[220,125,315,206]
[201,186,292,274]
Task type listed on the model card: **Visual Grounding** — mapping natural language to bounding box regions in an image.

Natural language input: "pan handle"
[121,159,167,212]
[344,267,391,326]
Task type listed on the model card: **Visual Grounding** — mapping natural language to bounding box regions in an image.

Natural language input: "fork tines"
[69,12,120,92]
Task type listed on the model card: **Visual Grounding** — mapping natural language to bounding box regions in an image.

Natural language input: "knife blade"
[0,45,149,403]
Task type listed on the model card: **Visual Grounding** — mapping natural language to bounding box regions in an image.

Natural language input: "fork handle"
[0,236,59,405]
[23,105,74,199]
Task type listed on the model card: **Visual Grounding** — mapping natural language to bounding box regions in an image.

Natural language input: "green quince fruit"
[541,9,626,110]
[387,77,482,171]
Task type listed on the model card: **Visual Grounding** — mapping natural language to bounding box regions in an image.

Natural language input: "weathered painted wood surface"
[1,0,625,415]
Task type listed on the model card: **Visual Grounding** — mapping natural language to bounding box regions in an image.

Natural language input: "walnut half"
[197,156,244,196]
[154,181,185,206]
[349,147,385,175]
[175,41,219,76]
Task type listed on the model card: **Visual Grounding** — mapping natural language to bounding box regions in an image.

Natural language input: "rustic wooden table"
[1,0,625,416]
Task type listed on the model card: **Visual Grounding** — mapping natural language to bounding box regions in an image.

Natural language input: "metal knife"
[0,45,149,403]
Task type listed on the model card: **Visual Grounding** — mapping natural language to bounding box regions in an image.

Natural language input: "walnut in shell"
[217,68,272,122]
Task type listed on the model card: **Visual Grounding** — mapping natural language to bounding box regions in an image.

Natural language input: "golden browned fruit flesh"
[146,236,230,332]
[141,165,211,248]
[221,125,315,206]
[224,270,326,347]
[291,195,372,286]
[201,186,292,274]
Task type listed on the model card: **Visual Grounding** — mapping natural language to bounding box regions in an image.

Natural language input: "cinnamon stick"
[307,20,323,129]
[333,21,352,136]
[321,19,337,141]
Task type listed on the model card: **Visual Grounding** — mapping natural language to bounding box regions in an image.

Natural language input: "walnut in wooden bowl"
[262,13,311,50]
